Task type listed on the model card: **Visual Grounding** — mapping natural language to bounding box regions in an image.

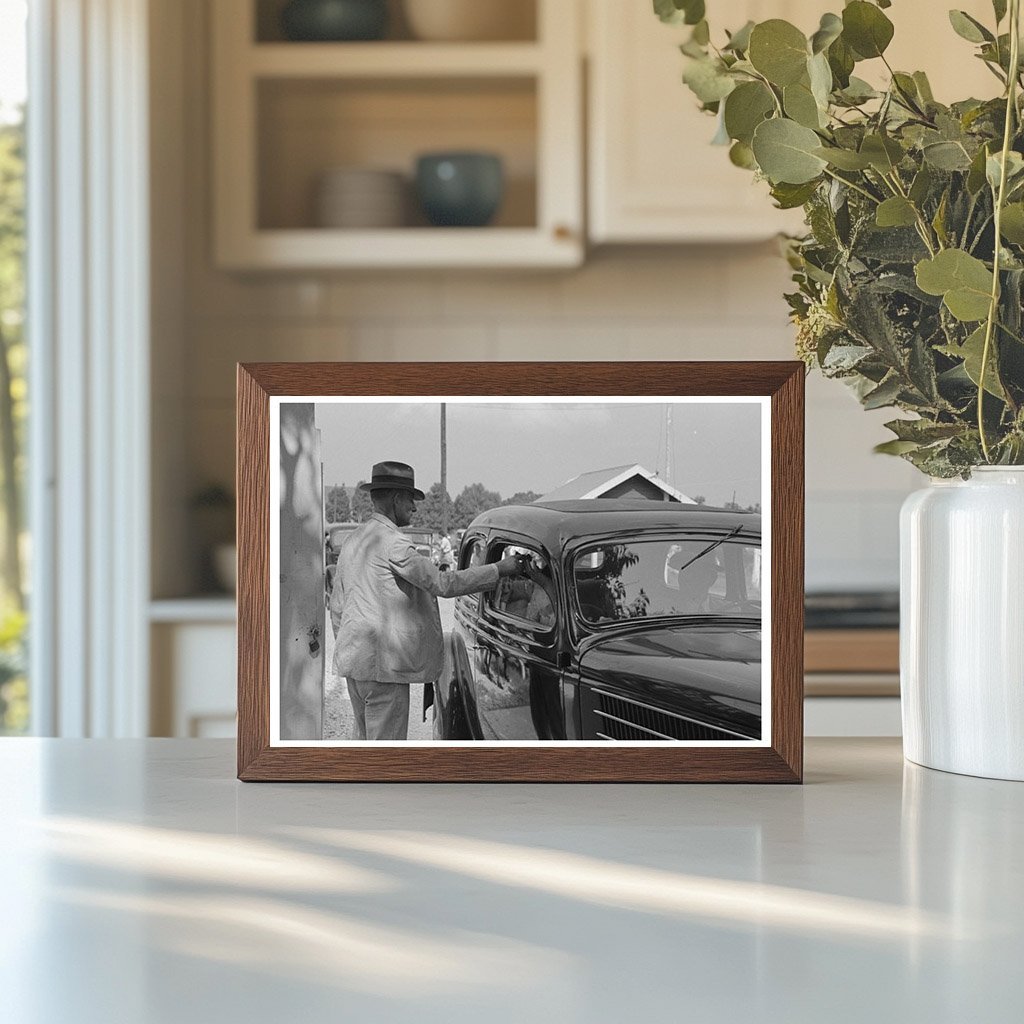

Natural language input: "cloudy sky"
[313,399,763,507]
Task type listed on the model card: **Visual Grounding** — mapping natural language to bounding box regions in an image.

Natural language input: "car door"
[462,537,566,740]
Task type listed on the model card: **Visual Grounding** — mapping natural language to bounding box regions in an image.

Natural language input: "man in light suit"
[330,461,522,740]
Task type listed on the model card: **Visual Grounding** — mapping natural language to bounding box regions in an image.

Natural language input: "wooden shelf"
[805,629,899,675]
[217,226,580,270]
[249,42,544,78]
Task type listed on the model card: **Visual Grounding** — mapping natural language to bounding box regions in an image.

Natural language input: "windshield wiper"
[671,525,745,577]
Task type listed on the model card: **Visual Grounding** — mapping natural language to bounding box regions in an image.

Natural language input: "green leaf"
[653,0,705,26]
[862,374,903,409]
[967,144,991,194]
[724,20,755,53]
[751,118,828,184]
[813,146,872,170]
[874,439,922,455]
[986,150,1024,191]
[915,250,994,322]
[912,71,935,104]
[860,133,904,173]
[909,164,933,205]
[932,190,950,247]
[876,197,918,228]
[948,10,994,44]
[784,80,824,129]
[1000,203,1024,245]
[711,109,731,145]
[842,1,895,59]
[884,418,963,443]
[770,180,820,209]
[940,325,1006,398]
[748,20,809,87]
[808,52,833,110]
[723,81,775,145]
[922,140,973,171]
[810,13,843,54]
[682,57,737,104]
[692,19,710,45]
[729,140,757,169]
[993,0,1008,24]
[827,36,855,89]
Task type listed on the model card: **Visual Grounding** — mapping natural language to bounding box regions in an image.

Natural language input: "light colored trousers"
[346,678,410,740]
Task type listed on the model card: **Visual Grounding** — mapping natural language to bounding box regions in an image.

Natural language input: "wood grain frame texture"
[237,362,804,783]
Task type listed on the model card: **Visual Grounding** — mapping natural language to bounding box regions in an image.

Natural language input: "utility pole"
[440,403,448,534]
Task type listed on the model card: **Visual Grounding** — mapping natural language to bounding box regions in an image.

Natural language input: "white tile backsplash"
[182,250,919,593]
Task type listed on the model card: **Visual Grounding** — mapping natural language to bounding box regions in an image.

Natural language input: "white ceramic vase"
[900,467,1024,780]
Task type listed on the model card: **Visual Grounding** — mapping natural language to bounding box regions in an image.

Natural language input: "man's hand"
[495,554,525,578]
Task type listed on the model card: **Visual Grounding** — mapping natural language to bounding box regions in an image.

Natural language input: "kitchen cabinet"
[150,600,237,738]
[586,0,999,244]
[587,0,810,243]
[211,0,583,268]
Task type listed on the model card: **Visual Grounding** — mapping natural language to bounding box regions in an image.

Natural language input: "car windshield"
[572,537,761,624]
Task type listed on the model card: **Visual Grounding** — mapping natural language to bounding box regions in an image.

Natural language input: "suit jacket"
[330,513,499,684]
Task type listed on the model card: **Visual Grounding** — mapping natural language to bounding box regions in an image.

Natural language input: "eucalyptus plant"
[656,0,1024,476]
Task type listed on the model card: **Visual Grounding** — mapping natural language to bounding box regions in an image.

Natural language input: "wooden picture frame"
[237,362,804,782]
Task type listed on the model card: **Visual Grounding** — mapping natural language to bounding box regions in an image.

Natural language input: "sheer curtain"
[28,0,150,736]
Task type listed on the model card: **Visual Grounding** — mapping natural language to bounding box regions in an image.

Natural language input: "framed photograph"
[237,362,803,782]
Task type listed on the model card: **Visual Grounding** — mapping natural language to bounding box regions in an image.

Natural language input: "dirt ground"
[322,599,456,741]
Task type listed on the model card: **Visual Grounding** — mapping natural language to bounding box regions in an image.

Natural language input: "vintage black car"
[434,500,763,742]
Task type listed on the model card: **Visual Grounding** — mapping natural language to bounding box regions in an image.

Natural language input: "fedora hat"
[357,461,425,500]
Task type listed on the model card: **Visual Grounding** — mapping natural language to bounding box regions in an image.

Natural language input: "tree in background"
[692,495,706,505]
[349,482,373,523]
[410,481,452,531]
[324,483,351,523]
[0,107,26,734]
[0,112,25,611]
[453,483,502,529]
[502,490,541,506]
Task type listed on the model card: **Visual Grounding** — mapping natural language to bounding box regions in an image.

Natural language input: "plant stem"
[822,167,880,204]
[884,171,938,255]
[978,0,1021,462]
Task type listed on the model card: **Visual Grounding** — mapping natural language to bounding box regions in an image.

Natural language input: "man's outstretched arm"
[389,539,518,597]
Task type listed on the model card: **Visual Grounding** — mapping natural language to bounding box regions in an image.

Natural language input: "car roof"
[467,499,760,552]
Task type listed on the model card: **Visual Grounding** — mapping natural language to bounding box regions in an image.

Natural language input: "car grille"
[589,687,750,742]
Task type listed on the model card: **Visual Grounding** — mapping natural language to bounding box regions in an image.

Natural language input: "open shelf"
[249,42,544,77]
[256,76,537,232]
[212,0,581,268]
[253,0,539,45]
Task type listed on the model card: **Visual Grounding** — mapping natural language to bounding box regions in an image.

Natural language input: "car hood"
[577,623,762,732]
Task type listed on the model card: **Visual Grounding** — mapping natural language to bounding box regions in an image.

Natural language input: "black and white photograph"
[270,396,770,746]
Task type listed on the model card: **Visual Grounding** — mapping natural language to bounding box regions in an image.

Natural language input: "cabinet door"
[588,0,1001,244]
[587,0,812,243]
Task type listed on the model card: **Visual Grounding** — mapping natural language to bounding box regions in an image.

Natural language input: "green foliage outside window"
[0,107,26,733]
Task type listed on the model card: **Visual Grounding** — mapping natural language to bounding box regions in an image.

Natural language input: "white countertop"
[1,738,1020,1023]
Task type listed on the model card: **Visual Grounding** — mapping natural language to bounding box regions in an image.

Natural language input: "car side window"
[463,538,486,569]
[487,543,556,629]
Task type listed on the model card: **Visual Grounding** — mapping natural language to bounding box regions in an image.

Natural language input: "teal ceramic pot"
[281,0,388,41]
[415,152,505,227]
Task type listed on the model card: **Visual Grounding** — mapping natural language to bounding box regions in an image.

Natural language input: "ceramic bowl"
[403,0,534,42]
[281,0,388,42]
[315,168,407,228]
[414,152,504,227]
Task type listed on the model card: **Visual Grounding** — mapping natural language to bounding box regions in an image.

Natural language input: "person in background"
[438,532,455,572]
[329,461,523,740]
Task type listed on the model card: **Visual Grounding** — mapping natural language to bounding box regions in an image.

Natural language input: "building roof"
[538,464,695,503]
